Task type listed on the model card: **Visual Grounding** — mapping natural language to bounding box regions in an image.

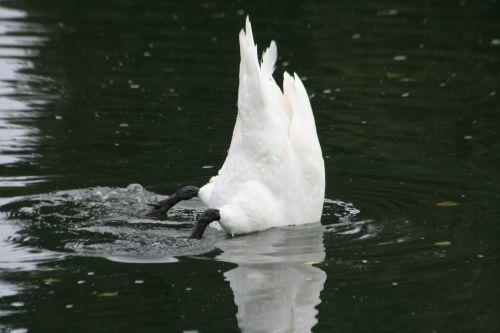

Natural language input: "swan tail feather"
[237,17,291,142]
[261,40,277,77]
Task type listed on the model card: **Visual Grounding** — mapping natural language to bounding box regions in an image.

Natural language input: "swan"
[146,17,325,239]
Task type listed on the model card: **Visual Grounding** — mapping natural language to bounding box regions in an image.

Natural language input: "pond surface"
[0,0,499,332]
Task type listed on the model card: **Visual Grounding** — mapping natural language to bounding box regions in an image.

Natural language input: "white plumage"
[198,17,325,235]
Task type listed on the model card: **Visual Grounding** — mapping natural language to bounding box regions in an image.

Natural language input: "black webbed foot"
[143,186,199,217]
[190,208,220,239]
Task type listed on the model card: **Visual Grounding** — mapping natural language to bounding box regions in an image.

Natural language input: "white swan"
[146,17,325,238]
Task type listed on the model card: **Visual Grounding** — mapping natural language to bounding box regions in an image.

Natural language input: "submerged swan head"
[145,17,325,239]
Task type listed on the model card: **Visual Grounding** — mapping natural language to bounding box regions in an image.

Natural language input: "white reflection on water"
[217,223,326,333]
[0,5,45,168]
[0,5,54,307]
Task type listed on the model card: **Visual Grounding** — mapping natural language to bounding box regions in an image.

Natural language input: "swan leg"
[190,208,220,239]
[144,186,199,216]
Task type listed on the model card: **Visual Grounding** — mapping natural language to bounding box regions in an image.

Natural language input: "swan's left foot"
[143,186,199,217]
[190,209,220,239]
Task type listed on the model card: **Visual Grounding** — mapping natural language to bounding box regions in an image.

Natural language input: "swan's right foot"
[190,209,220,239]
[143,186,199,217]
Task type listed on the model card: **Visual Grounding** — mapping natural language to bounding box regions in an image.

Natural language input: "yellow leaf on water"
[98,291,119,297]
[434,241,452,247]
[386,72,404,79]
[436,201,459,207]
[43,278,62,284]
[163,91,179,97]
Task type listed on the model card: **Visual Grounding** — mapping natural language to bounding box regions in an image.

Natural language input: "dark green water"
[0,0,499,332]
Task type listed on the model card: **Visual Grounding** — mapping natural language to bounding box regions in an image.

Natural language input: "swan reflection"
[216,223,326,333]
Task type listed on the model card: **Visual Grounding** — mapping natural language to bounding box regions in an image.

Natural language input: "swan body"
[197,17,325,236]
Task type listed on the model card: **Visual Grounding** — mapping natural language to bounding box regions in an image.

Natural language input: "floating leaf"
[98,291,119,297]
[377,9,399,16]
[386,72,404,79]
[163,91,179,97]
[436,201,459,207]
[434,241,452,247]
[43,278,62,284]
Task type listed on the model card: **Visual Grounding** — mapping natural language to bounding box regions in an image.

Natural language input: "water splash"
[1,184,222,262]
[1,185,363,263]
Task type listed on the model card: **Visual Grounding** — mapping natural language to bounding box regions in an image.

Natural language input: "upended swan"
[145,17,325,239]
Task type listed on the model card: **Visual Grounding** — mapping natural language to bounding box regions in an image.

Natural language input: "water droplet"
[352,33,361,39]
[401,92,410,98]
[464,135,472,140]
[77,280,85,284]
[11,301,25,307]
[491,39,500,46]
[55,115,63,120]
[65,304,74,309]
[393,55,407,61]
[134,280,144,284]
[323,89,332,94]
[392,282,399,286]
